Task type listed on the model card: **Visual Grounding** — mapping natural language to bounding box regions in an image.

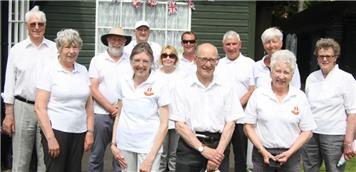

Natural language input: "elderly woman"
[111,42,169,172]
[35,29,94,172]
[244,49,316,172]
[156,45,184,172]
[302,38,356,172]
[253,27,301,89]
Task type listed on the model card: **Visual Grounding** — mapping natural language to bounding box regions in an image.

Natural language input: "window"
[7,0,29,51]
[95,0,191,54]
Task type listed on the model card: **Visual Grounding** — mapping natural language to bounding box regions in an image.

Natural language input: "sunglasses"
[182,40,196,44]
[29,22,45,28]
[161,53,177,59]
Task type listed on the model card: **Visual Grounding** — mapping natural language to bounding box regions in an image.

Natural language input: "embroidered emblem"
[144,87,154,96]
[291,106,299,115]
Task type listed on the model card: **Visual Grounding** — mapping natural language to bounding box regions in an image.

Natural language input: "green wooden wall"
[192,1,256,59]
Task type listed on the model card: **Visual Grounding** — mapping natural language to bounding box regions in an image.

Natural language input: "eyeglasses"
[317,55,335,60]
[29,22,45,28]
[197,56,218,64]
[161,53,177,59]
[182,40,196,44]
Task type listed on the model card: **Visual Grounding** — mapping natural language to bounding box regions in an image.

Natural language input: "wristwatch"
[197,145,205,153]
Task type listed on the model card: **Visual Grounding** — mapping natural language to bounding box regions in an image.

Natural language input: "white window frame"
[95,0,191,54]
[8,0,29,51]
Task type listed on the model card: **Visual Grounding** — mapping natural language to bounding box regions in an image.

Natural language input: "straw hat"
[101,27,132,46]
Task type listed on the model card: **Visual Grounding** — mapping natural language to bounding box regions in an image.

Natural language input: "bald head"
[196,43,219,59]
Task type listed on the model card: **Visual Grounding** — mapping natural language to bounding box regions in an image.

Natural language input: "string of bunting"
[126,0,196,15]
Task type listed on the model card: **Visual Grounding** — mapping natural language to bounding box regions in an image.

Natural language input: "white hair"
[270,49,296,74]
[223,30,241,42]
[25,5,46,23]
[261,27,283,44]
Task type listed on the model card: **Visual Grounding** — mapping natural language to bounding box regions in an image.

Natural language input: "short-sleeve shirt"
[177,53,196,77]
[37,58,91,133]
[115,72,170,153]
[244,85,316,148]
[253,55,301,89]
[88,51,132,114]
[305,65,356,135]
[170,74,244,133]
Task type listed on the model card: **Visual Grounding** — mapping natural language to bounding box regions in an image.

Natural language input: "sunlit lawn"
[307,157,356,172]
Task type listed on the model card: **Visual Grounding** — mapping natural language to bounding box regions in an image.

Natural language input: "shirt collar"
[188,73,222,89]
[24,37,50,48]
[221,53,244,64]
[55,58,80,73]
[262,84,298,102]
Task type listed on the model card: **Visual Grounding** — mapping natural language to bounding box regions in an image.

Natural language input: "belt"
[15,95,35,104]
[196,131,221,142]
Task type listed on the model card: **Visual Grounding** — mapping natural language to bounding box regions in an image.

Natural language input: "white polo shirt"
[2,38,57,103]
[37,59,91,133]
[88,51,133,114]
[244,85,316,148]
[253,55,301,89]
[215,54,255,124]
[156,68,185,129]
[124,39,162,70]
[170,74,244,133]
[305,65,356,135]
[177,53,196,77]
[115,72,170,153]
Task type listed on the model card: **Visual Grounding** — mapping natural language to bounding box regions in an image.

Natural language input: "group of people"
[2,5,356,172]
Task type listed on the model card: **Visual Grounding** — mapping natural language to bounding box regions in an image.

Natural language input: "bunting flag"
[147,0,158,8]
[187,0,195,10]
[132,0,142,8]
[168,0,177,15]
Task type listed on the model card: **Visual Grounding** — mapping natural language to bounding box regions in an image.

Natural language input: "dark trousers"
[252,147,300,172]
[176,132,230,172]
[41,129,85,172]
[231,124,247,172]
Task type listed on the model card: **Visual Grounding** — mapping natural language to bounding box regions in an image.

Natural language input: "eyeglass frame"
[196,56,219,64]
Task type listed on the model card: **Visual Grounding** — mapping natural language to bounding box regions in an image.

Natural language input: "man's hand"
[111,144,127,169]
[201,147,224,166]
[2,114,15,135]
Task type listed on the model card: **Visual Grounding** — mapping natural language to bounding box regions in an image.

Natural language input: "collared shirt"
[177,53,196,77]
[170,74,244,133]
[244,85,316,148]
[88,51,132,114]
[123,39,162,70]
[2,38,57,103]
[305,65,356,135]
[37,59,90,133]
[116,72,170,153]
[253,55,301,89]
[156,68,185,129]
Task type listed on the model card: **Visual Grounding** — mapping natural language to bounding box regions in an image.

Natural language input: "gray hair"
[261,27,283,44]
[25,6,46,23]
[314,38,340,57]
[270,50,296,74]
[223,30,240,42]
[55,29,83,50]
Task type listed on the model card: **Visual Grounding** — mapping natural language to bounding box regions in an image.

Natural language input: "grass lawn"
[319,157,356,172]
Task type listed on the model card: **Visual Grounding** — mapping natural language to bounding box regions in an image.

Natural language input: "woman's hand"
[275,150,292,165]
[139,158,153,172]
[260,148,276,165]
[47,136,60,158]
[84,131,94,151]
[111,144,127,169]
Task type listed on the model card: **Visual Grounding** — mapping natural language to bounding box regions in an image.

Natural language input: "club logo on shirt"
[144,87,154,96]
[291,106,299,115]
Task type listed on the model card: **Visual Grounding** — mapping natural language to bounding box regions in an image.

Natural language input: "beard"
[108,44,124,57]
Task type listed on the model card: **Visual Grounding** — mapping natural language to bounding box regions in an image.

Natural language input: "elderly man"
[124,20,161,69]
[171,43,244,172]
[1,6,57,172]
[88,27,132,172]
[215,31,255,172]
[177,31,198,75]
